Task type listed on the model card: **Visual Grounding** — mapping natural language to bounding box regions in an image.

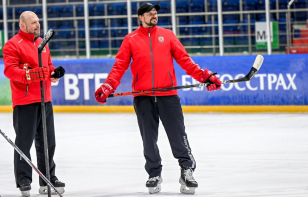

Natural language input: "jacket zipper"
[25,40,37,97]
[25,85,28,96]
[148,28,156,101]
[134,73,138,91]
[168,72,174,87]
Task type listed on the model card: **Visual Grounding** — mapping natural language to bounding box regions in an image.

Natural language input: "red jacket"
[3,30,55,108]
[106,25,204,96]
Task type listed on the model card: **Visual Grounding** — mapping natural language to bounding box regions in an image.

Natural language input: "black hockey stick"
[108,55,264,98]
[38,29,55,197]
[0,130,63,197]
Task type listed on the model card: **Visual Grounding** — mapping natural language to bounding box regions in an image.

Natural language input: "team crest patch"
[158,37,164,43]
[42,47,46,53]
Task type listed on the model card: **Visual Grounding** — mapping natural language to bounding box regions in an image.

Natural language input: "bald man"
[19,11,41,38]
[3,11,65,197]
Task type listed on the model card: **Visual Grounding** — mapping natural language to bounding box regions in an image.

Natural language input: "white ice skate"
[39,186,65,195]
[146,175,163,194]
[19,183,31,197]
[20,190,30,197]
[39,180,65,195]
[179,168,198,194]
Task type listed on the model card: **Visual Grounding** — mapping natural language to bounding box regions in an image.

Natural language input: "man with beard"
[95,2,221,195]
[3,11,65,197]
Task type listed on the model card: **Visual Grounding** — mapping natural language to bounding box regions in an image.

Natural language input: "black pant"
[134,96,196,178]
[13,102,58,187]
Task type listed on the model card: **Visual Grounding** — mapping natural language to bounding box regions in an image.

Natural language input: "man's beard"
[26,26,40,37]
[33,30,40,38]
[145,18,158,27]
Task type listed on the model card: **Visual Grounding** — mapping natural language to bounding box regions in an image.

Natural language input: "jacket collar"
[138,24,157,34]
[18,29,36,42]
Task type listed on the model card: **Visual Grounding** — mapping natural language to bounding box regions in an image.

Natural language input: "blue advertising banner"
[1,54,308,106]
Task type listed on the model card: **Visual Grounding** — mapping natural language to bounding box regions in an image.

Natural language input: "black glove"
[52,66,65,79]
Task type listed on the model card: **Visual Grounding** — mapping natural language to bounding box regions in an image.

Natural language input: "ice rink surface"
[1,112,308,197]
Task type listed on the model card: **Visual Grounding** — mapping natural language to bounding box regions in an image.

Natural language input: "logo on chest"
[158,37,164,43]
[42,47,46,53]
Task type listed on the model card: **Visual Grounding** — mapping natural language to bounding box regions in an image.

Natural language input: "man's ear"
[138,15,143,23]
[20,22,25,30]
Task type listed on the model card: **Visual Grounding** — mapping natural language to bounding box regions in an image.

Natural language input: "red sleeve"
[3,41,27,84]
[106,36,132,89]
[170,31,204,82]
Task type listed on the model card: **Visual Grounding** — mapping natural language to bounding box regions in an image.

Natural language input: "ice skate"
[39,180,65,195]
[19,183,31,197]
[146,175,163,194]
[179,167,198,194]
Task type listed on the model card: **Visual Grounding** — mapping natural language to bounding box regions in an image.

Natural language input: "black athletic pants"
[13,102,58,187]
[134,96,196,178]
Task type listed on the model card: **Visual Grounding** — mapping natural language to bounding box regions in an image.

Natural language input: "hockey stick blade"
[38,29,55,53]
[0,129,63,197]
[222,55,264,84]
[108,55,264,98]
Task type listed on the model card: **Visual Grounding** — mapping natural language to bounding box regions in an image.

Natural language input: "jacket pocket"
[13,81,28,96]
[168,72,174,87]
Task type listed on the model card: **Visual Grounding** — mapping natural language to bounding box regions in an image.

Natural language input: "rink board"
[0,54,307,112]
[0,105,308,113]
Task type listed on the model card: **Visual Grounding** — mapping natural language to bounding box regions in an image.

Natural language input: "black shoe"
[53,180,65,187]
[180,167,198,188]
[19,183,31,197]
[179,167,198,194]
[19,183,31,191]
[39,180,65,195]
[146,176,163,194]
[146,175,162,188]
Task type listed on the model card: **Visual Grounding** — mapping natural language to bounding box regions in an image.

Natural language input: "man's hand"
[201,69,222,91]
[50,71,60,83]
[26,67,48,84]
[95,82,115,104]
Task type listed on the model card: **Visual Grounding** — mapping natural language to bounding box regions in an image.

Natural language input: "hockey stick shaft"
[108,55,264,98]
[108,83,210,98]
[38,29,55,197]
[0,130,63,197]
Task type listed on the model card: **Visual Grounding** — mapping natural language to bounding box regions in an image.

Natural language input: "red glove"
[25,66,49,85]
[201,69,222,91]
[95,82,115,104]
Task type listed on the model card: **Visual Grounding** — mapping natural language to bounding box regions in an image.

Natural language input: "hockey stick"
[108,55,264,98]
[38,29,55,197]
[0,130,63,197]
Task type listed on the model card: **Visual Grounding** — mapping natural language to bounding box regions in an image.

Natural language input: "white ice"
[1,113,308,197]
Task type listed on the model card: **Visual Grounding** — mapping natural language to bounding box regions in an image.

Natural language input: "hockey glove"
[95,82,115,104]
[26,66,49,85]
[201,69,222,91]
[51,66,65,79]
